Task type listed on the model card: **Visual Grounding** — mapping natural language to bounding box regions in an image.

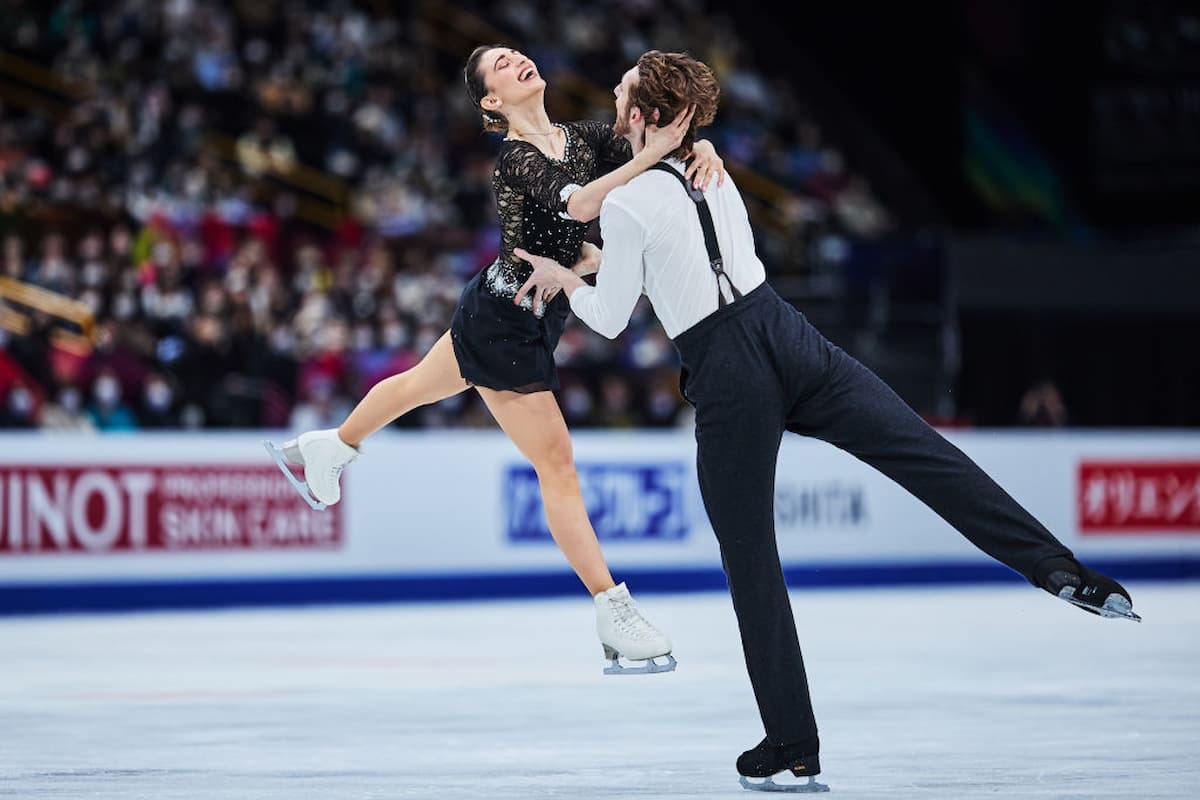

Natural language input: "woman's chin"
[521,78,547,96]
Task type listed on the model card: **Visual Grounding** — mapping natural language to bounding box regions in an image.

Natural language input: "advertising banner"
[1,430,1197,611]
[1,464,342,555]
[1078,461,1200,534]
[504,463,690,543]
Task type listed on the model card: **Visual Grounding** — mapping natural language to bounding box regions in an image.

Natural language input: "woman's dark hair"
[465,44,511,133]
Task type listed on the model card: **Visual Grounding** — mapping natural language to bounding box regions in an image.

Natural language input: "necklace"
[513,124,560,137]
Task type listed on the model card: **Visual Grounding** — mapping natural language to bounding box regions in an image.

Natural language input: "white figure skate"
[263,429,359,510]
[594,582,677,675]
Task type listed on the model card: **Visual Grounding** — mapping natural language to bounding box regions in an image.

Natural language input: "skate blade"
[739,775,829,793]
[1057,587,1142,622]
[602,653,677,676]
[263,440,327,511]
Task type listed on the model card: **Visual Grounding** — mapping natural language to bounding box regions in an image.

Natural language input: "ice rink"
[3,582,1198,799]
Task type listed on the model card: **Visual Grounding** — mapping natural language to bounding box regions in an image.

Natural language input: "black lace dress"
[450,120,631,393]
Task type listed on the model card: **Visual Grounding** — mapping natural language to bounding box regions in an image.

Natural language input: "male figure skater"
[513,50,1140,793]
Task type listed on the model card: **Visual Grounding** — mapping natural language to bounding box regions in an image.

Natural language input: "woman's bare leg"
[338,332,469,446]
[477,387,616,596]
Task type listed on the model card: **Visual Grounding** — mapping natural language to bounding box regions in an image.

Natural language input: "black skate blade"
[739,775,829,793]
[263,440,327,511]
[602,653,677,676]
[1057,587,1141,622]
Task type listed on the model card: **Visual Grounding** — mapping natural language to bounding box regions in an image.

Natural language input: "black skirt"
[449,268,571,394]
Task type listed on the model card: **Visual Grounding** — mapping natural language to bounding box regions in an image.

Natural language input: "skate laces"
[328,451,356,484]
[607,595,661,641]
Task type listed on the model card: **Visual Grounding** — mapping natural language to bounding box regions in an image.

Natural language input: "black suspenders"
[648,161,744,308]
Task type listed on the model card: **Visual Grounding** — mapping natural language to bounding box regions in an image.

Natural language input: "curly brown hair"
[627,50,720,160]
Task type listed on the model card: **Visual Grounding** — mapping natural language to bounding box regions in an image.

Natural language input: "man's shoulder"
[604,167,679,214]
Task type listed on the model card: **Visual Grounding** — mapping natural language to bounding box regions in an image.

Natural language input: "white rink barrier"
[1,430,1198,612]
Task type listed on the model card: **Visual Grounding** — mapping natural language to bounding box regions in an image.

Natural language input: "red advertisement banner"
[0,465,341,554]
[1079,461,1200,534]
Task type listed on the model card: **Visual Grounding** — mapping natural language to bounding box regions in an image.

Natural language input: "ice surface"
[2,582,1197,799]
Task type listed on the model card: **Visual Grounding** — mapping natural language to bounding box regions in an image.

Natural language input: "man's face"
[612,66,639,138]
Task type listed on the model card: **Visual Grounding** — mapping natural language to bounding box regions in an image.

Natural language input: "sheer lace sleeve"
[571,119,633,168]
[493,174,526,272]
[495,143,582,220]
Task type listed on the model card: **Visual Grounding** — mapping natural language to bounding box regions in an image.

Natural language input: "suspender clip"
[648,160,744,308]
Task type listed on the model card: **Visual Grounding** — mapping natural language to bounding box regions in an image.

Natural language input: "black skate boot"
[1034,556,1141,622]
[737,736,828,793]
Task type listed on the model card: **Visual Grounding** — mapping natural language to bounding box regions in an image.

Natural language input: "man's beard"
[613,104,632,138]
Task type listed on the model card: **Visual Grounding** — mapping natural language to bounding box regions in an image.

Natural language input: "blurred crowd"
[0,0,893,432]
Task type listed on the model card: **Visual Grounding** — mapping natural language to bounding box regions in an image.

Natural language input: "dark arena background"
[1,2,1198,798]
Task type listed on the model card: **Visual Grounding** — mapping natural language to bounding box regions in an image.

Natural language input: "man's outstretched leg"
[786,330,1139,621]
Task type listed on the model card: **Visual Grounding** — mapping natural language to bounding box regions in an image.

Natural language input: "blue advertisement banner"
[504,463,689,543]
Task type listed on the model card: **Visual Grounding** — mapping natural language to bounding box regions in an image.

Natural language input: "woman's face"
[478,48,545,115]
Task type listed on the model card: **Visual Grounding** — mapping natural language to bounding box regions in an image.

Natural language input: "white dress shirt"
[569,157,767,339]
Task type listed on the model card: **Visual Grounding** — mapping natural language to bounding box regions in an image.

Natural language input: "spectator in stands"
[38,382,95,432]
[1018,379,1069,427]
[85,368,138,431]
[0,0,898,432]
[139,372,182,428]
[236,117,297,178]
[559,378,597,427]
[595,375,639,428]
[644,370,687,428]
[289,373,353,433]
[0,383,38,428]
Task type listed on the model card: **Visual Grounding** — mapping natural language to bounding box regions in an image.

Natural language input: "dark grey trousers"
[672,282,1073,747]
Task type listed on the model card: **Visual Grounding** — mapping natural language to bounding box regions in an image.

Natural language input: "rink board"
[1,430,1199,612]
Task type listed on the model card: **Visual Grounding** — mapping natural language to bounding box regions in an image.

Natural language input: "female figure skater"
[268,45,725,674]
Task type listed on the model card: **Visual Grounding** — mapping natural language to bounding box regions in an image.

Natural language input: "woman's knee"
[371,371,411,400]
[533,435,577,486]
[379,363,443,405]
